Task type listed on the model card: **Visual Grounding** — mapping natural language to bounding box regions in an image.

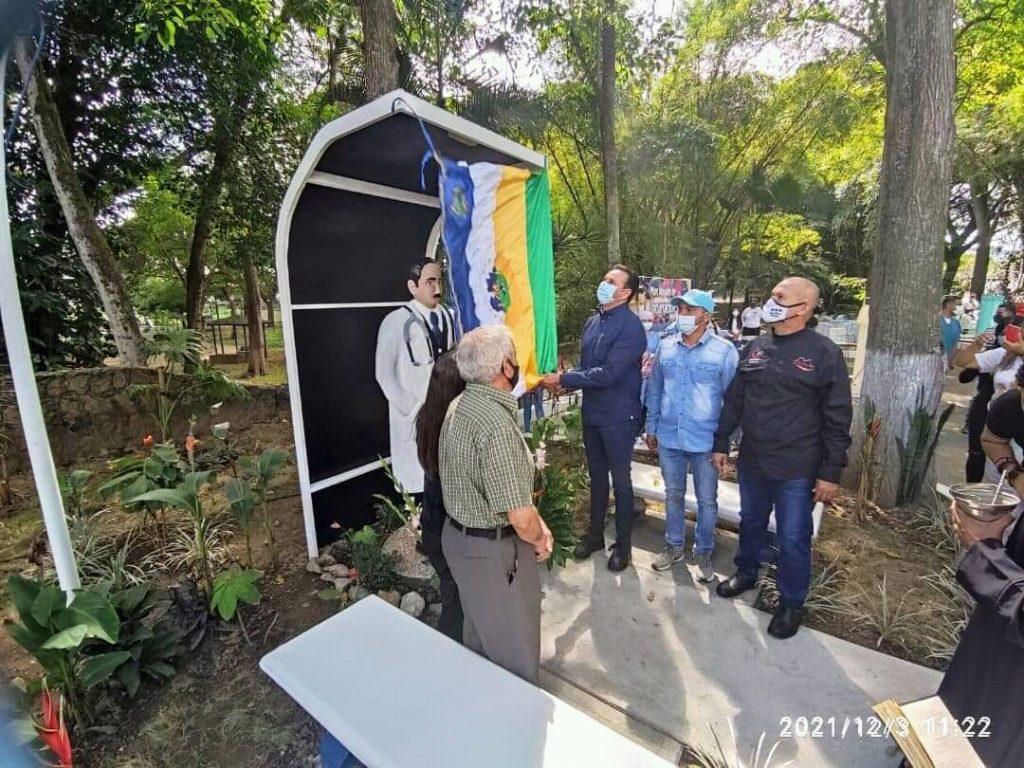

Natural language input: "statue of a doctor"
[374,259,456,494]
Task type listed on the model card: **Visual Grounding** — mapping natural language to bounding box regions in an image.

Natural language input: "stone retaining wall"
[3,367,290,471]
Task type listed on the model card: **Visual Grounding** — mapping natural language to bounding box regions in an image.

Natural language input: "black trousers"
[583,420,640,550]
[965,377,994,483]
[421,474,464,643]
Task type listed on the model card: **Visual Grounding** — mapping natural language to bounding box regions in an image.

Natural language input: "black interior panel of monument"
[315,112,519,197]
[311,468,397,542]
[288,186,439,305]
[293,307,392,484]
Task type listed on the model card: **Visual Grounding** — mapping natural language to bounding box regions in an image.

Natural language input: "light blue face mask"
[596,281,617,305]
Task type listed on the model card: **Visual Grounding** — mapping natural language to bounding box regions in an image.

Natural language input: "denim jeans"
[584,421,639,549]
[659,447,718,555]
[735,466,814,608]
[522,390,544,432]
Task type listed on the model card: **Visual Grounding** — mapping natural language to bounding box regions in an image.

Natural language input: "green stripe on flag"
[525,169,558,374]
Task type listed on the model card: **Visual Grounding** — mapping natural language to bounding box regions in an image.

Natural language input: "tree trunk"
[851,0,956,508]
[242,255,267,377]
[358,0,400,101]
[969,180,993,296]
[598,11,620,266]
[184,130,235,334]
[13,39,145,366]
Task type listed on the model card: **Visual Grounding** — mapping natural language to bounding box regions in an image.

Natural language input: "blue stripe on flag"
[440,160,480,331]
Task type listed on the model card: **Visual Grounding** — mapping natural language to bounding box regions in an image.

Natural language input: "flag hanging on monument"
[439,161,558,387]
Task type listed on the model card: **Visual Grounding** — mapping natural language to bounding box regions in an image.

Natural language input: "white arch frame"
[275,89,546,558]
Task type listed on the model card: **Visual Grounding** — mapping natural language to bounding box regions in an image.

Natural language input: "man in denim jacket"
[645,289,738,581]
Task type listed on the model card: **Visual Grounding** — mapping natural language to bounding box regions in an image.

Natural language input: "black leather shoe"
[715,572,758,599]
[607,544,631,572]
[768,606,804,639]
[573,537,605,561]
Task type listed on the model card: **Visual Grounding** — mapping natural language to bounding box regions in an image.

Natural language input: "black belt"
[447,517,516,540]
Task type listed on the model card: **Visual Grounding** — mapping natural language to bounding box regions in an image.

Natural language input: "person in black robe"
[938,374,1024,767]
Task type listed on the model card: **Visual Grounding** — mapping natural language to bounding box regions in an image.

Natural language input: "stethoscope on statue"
[401,304,458,366]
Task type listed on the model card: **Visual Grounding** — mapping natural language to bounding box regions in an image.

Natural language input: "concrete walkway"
[539,513,942,767]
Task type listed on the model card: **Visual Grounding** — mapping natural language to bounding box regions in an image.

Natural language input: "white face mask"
[762,297,802,324]
[676,314,698,334]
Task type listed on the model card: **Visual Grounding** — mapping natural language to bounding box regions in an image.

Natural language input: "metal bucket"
[949,482,1021,522]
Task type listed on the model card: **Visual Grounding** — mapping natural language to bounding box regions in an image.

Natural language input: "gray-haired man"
[440,325,553,683]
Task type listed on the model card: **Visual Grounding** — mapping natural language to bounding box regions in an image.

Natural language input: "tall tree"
[12,38,146,365]
[856,0,956,506]
[358,0,400,99]
[598,5,620,265]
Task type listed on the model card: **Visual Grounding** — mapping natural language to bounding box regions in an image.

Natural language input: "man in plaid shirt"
[440,325,553,683]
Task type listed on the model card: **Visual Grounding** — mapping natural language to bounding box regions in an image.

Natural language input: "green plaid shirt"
[439,382,535,529]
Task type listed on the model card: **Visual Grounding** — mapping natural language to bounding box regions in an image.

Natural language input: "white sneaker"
[652,545,686,571]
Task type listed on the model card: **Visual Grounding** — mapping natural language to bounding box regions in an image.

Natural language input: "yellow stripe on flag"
[492,167,539,387]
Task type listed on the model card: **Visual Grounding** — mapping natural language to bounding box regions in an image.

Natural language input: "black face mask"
[504,360,520,390]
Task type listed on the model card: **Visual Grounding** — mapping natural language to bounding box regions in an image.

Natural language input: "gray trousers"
[441,521,541,684]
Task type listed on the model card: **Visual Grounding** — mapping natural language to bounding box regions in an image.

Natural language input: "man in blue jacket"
[542,264,646,571]
[645,289,738,582]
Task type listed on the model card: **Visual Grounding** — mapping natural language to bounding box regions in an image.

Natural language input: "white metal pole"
[0,50,80,598]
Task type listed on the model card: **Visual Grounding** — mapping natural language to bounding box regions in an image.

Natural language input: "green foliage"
[58,470,94,521]
[373,459,422,537]
[896,387,956,506]
[98,442,189,520]
[526,414,583,568]
[127,471,219,601]
[224,475,256,566]
[210,568,262,621]
[5,576,122,726]
[81,581,185,697]
[231,447,289,570]
[347,526,398,593]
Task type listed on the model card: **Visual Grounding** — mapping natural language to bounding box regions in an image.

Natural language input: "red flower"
[38,689,73,767]
[348,567,359,583]
[185,434,197,454]
[142,434,154,449]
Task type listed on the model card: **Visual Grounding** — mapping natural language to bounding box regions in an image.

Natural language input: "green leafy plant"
[99,441,189,540]
[211,568,262,622]
[127,471,219,601]
[373,459,421,540]
[81,581,185,697]
[224,474,257,567]
[58,470,93,522]
[129,327,249,441]
[5,575,123,728]
[198,420,241,473]
[0,370,13,507]
[233,448,288,570]
[526,415,581,569]
[895,385,954,506]
[347,525,398,593]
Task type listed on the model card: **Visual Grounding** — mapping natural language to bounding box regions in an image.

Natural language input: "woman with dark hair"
[415,352,465,642]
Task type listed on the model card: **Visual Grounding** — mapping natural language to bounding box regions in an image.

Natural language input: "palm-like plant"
[225,448,289,570]
[127,471,219,602]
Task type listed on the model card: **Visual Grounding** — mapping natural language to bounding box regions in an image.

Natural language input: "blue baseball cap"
[671,289,715,313]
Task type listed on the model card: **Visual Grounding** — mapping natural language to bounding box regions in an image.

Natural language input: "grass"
[214,351,288,387]
[847,572,926,650]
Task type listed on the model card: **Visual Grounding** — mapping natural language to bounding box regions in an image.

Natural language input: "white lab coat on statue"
[374,300,456,494]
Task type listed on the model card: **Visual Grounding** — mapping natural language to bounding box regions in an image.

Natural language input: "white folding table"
[260,596,675,768]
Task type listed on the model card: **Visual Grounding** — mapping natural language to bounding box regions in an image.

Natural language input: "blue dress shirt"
[646,329,739,453]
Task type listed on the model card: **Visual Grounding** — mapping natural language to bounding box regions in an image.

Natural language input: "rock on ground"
[350,586,370,602]
[381,527,435,588]
[325,563,349,578]
[305,558,322,574]
[377,589,401,607]
[400,591,425,618]
[317,553,336,568]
